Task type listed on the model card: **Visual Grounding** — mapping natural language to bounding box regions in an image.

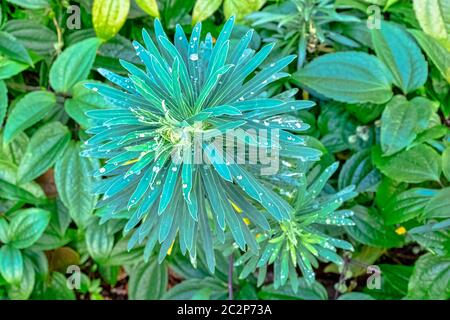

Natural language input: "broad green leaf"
[1,132,30,165]
[424,187,450,218]
[6,0,50,9]
[18,122,71,183]
[135,0,160,18]
[192,0,222,24]
[293,52,393,104]
[64,81,110,128]
[411,96,440,132]
[372,21,428,94]
[338,149,381,192]
[128,260,168,300]
[55,142,99,228]
[410,126,449,149]
[3,91,56,145]
[49,38,101,93]
[413,0,449,40]
[23,249,49,281]
[384,0,401,10]
[0,80,7,127]
[98,265,120,286]
[0,56,29,80]
[34,272,76,300]
[0,159,47,204]
[372,144,442,184]
[369,264,413,299]
[345,102,384,124]
[8,208,51,249]
[104,237,143,266]
[0,31,33,65]
[85,222,114,264]
[0,217,8,243]
[259,279,328,300]
[443,146,450,181]
[345,205,404,248]
[0,177,46,205]
[7,256,35,300]
[375,177,408,210]
[3,20,57,56]
[380,95,418,156]
[163,278,227,300]
[223,0,266,21]
[338,292,375,300]
[382,188,437,225]
[32,227,75,251]
[92,0,131,41]
[408,254,450,299]
[0,245,23,285]
[410,30,450,83]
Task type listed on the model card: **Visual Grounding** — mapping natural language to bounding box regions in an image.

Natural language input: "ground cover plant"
[0,0,449,300]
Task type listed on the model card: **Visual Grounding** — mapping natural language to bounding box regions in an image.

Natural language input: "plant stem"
[228,254,234,300]
[6,83,43,92]
[52,13,63,55]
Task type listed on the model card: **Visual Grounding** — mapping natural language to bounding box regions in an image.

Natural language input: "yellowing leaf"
[93,0,130,41]
[443,146,450,181]
[410,30,450,84]
[192,0,222,24]
[413,0,449,40]
[223,0,266,21]
[135,0,160,18]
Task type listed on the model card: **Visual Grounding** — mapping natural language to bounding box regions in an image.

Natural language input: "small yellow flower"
[395,226,407,235]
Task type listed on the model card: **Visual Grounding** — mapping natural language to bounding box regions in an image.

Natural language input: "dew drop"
[189,53,199,61]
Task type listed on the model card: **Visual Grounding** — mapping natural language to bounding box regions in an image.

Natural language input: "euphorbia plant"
[83,16,352,280]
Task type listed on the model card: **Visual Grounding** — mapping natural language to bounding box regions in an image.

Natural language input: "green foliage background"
[0,0,449,300]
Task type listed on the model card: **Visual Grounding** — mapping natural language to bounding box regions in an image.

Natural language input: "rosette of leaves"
[82,16,322,272]
[235,162,357,290]
[247,0,360,68]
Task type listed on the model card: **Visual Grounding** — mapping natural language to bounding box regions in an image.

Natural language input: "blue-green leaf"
[0,245,23,285]
[8,208,51,249]
[293,52,393,104]
[50,38,101,93]
[18,122,71,183]
[372,21,428,94]
[3,91,56,145]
